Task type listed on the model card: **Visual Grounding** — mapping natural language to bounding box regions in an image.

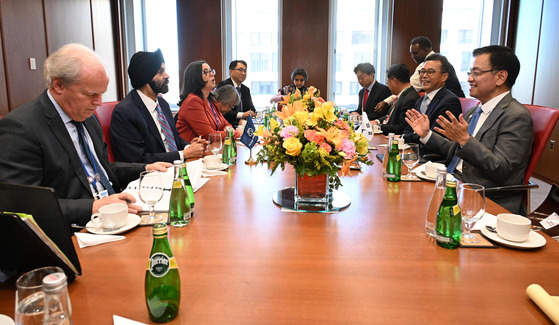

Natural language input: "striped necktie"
[156,104,178,152]
[71,121,115,195]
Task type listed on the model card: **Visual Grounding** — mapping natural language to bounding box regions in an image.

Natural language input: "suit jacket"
[110,90,187,164]
[424,93,533,214]
[0,91,145,225]
[353,81,392,121]
[403,86,461,160]
[379,87,420,135]
[217,78,256,127]
[176,93,232,142]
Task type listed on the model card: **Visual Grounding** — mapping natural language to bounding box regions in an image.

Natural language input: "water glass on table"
[208,133,222,155]
[15,266,64,325]
[458,183,485,243]
[401,143,419,179]
[139,171,164,224]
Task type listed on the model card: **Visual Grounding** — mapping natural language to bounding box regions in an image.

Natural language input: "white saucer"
[416,170,436,182]
[480,225,546,249]
[203,163,228,171]
[86,214,141,235]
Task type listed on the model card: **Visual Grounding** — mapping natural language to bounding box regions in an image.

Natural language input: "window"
[458,29,474,43]
[123,0,180,106]
[335,82,342,95]
[251,82,278,95]
[330,0,378,108]
[351,31,373,44]
[441,0,502,97]
[225,0,279,109]
[350,82,359,96]
[460,51,471,71]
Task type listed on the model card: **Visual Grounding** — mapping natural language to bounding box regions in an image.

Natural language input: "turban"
[128,49,165,89]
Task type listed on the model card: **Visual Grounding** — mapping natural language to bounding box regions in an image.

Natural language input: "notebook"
[0,182,82,281]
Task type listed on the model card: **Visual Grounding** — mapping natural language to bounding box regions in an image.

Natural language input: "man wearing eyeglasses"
[110,49,206,163]
[401,54,462,161]
[406,46,533,215]
[217,60,256,128]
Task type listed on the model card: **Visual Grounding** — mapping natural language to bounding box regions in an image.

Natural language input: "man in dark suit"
[217,60,256,127]
[406,46,533,214]
[0,44,170,226]
[402,54,462,161]
[110,49,206,163]
[373,63,419,135]
[350,63,392,121]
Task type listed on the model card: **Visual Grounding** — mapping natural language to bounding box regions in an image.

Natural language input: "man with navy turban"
[111,49,207,163]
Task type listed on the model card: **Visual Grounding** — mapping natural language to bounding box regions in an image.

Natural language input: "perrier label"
[145,223,181,323]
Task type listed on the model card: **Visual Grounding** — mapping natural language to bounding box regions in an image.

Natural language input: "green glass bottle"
[385,138,401,182]
[169,160,191,227]
[230,128,237,164]
[181,162,195,209]
[435,179,462,249]
[222,130,233,165]
[145,223,180,323]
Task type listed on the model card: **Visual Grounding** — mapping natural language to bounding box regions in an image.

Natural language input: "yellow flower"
[270,117,279,130]
[255,125,273,145]
[321,102,337,122]
[303,92,311,101]
[317,126,344,150]
[293,111,309,125]
[294,88,302,99]
[308,86,316,97]
[283,137,303,156]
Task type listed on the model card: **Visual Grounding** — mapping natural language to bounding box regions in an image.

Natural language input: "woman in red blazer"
[176,60,239,142]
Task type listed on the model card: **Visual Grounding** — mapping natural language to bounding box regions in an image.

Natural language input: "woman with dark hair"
[270,67,309,103]
[176,60,239,142]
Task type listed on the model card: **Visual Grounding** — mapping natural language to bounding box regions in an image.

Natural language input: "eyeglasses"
[203,69,216,76]
[233,68,247,73]
[467,69,498,78]
[419,69,442,77]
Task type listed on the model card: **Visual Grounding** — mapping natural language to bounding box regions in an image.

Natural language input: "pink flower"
[320,142,332,153]
[304,130,325,144]
[280,125,299,139]
[340,138,356,159]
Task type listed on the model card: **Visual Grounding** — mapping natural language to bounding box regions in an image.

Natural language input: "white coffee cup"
[424,162,445,178]
[496,213,531,242]
[204,155,222,170]
[91,203,128,231]
[373,124,381,133]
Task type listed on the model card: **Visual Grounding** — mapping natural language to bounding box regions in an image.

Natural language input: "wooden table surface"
[1,137,558,324]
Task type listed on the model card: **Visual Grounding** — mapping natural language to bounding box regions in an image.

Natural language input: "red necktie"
[363,89,369,108]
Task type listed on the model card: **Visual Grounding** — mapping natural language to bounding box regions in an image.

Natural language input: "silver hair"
[214,85,240,107]
[44,43,104,87]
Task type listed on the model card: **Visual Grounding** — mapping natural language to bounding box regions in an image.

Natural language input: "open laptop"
[0,182,82,282]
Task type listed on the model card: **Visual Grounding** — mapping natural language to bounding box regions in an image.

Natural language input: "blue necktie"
[71,121,115,195]
[447,106,483,173]
[155,104,178,152]
[419,96,431,114]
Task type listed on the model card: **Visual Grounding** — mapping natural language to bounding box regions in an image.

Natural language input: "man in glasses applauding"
[402,54,462,162]
[217,60,256,128]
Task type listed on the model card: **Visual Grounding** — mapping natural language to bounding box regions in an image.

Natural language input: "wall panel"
[43,0,93,54]
[0,0,47,110]
[176,0,223,87]
[281,0,329,99]
[391,0,443,71]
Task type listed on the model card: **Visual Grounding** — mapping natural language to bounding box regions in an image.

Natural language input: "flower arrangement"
[255,87,373,190]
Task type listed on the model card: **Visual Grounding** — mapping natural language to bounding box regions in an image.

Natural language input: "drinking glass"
[15,266,64,325]
[139,171,164,224]
[401,143,419,179]
[254,110,264,125]
[458,183,485,243]
[208,133,222,155]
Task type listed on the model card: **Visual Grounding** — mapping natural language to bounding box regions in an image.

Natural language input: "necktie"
[71,121,115,195]
[447,106,483,172]
[384,96,398,124]
[362,89,369,110]
[156,104,178,152]
[419,96,431,114]
[236,86,243,112]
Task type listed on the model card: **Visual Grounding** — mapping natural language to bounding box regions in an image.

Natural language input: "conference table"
[1,135,559,324]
